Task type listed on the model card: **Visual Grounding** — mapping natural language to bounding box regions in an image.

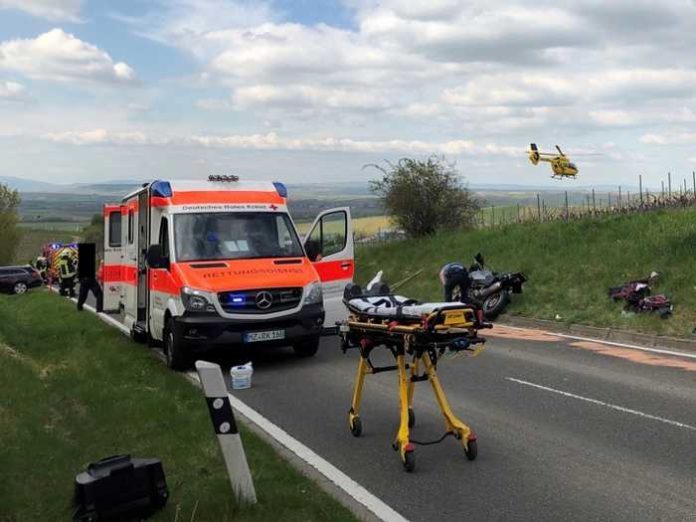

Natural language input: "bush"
[368,157,479,237]
[0,183,21,265]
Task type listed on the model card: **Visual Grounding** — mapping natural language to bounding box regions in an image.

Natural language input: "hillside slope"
[356,208,696,337]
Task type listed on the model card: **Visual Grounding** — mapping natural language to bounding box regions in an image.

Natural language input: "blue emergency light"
[273,182,288,198]
[151,180,173,198]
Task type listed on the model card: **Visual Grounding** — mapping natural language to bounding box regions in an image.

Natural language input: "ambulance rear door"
[303,207,354,325]
[102,205,123,312]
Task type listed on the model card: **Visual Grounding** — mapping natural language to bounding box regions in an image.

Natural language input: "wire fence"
[478,172,696,228]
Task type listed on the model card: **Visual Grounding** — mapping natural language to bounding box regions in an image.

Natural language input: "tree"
[369,157,480,237]
[0,183,21,265]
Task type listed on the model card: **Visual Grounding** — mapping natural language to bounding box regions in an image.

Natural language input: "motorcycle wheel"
[482,291,510,319]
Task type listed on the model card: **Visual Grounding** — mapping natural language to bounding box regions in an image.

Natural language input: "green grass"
[356,207,696,338]
[14,228,77,264]
[0,291,355,522]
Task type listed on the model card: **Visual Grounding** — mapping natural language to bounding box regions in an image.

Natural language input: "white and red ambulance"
[103,176,354,369]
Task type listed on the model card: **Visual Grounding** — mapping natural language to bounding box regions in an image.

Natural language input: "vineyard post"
[618,186,622,208]
[564,191,569,220]
[668,171,672,197]
[592,188,596,215]
[639,174,643,204]
[537,193,541,222]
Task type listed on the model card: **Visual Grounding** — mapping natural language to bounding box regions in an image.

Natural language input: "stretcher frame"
[339,300,489,472]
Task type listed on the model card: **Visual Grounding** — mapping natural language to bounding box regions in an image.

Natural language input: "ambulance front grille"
[218,287,303,314]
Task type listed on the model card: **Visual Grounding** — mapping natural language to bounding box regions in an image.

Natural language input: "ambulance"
[103,176,354,369]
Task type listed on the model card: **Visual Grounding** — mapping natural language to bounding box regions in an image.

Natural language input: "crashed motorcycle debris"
[608,273,673,319]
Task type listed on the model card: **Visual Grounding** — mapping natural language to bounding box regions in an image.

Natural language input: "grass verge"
[356,208,696,338]
[0,291,355,522]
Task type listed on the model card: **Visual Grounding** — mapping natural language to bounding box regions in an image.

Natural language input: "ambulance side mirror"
[147,245,169,270]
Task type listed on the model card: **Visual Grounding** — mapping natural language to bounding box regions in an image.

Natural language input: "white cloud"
[0,80,25,100]
[195,98,232,111]
[44,129,164,146]
[0,29,136,84]
[640,132,696,145]
[189,132,519,156]
[0,0,83,22]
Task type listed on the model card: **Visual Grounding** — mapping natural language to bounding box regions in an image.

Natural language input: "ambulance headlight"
[304,281,323,305]
[181,287,216,312]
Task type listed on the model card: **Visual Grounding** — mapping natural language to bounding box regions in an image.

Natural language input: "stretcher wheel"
[408,408,415,428]
[465,439,478,461]
[350,417,362,437]
[403,451,416,472]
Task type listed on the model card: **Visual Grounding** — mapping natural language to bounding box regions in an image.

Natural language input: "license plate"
[243,330,285,343]
[444,311,468,325]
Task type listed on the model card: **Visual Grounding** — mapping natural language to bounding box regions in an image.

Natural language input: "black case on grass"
[73,455,168,521]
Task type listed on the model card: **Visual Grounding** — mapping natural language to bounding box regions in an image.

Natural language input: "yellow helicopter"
[528,143,578,179]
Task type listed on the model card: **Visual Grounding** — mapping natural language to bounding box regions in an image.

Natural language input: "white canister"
[230,362,253,390]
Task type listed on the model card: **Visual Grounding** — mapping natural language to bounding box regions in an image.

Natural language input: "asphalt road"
[219,330,696,521]
[84,292,696,520]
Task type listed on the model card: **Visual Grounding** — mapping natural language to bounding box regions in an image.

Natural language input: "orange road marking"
[570,341,696,372]
[486,325,562,342]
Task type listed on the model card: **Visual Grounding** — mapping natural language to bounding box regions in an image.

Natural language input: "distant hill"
[0,176,61,192]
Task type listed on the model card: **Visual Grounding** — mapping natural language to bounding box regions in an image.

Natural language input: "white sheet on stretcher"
[346,295,467,318]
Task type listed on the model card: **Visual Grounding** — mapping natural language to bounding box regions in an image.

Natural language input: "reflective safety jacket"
[58,258,76,279]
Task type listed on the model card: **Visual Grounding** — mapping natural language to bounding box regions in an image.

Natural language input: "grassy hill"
[355,208,696,338]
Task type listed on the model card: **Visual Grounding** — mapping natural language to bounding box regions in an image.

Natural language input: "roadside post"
[195,360,257,504]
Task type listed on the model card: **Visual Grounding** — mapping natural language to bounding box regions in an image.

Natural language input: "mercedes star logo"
[255,291,273,310]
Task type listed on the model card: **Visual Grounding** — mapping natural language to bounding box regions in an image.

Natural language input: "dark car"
[0,265,43,294]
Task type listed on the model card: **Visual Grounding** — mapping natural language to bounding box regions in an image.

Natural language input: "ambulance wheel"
[403,451,416,472]
[13,282,28,295]
[350,416,362,437]
[164,318,189,371]
[465,439,478,461]
[293,336,320,357]
[408,408,416,428]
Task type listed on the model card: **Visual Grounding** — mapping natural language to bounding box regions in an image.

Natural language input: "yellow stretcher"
[339,286,491,472]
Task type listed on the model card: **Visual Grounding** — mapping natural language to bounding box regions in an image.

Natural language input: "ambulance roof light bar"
[208,174,239,182]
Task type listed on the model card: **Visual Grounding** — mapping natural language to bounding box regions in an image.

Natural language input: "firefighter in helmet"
[57,251,77,297]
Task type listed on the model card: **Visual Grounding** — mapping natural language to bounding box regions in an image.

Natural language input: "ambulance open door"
[102,205,122,312]
[303,207,354,325]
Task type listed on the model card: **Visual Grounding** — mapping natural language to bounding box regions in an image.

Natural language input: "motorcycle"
[451,253,527,319]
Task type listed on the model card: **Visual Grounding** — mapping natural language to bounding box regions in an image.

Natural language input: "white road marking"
[500,324,696,360]
[52,288,408,522]
[507,377,696,432]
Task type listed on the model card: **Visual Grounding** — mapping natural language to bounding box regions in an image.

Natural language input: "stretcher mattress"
[345,294,473,320]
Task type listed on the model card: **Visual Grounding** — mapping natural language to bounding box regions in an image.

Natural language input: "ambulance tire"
[293,336,320,357]
[164,318,189,370]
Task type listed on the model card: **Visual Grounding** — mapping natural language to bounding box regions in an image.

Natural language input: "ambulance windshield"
[174,212,304,262]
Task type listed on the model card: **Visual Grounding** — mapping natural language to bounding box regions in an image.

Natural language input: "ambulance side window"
[321,211,347,257]
[108,211,122,247]
[128,210,134,244]
[159,217,170,260]
[305,211,347,261]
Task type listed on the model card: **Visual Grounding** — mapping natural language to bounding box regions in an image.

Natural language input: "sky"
[1,0,696,188]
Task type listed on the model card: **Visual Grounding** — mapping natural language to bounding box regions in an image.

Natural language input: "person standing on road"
[440,262,470,302]
[77,258,103,313]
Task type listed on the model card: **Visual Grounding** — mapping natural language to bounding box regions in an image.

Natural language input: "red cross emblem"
[270,204,278,211]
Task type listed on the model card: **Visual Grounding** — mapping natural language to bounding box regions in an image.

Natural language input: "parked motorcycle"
[450,253,527,319]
